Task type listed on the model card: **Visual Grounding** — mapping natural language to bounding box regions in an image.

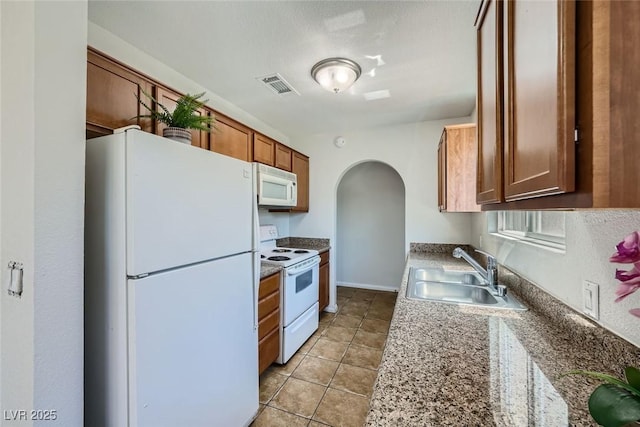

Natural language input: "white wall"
[258,209,290,238]
[1,1,87,425]
[471,210,640,348]
[337,161,405,290]
[290,117,473,307]
[88,22,290,146]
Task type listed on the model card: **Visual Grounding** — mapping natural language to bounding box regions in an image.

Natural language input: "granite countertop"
[276,237,330,253]
[260,264,281,279]
[366,246,640,426]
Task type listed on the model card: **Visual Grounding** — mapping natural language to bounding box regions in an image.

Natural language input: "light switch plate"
[583,280,599,320]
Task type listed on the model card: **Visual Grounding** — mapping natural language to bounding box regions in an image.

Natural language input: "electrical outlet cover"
[583,280,599,320]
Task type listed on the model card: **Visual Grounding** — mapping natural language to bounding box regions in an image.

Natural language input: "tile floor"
[251,286,397,427]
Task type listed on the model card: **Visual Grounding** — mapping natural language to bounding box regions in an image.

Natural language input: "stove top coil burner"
[272,249,292,253]
[294,250,309,254]
[268,256,291,261]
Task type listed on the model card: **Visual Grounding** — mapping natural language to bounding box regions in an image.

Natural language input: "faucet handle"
[475,249,497,269]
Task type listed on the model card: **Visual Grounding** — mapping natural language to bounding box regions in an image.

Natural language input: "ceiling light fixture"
[311,58,362,94]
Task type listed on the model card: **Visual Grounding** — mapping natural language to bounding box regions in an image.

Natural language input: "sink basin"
[408,281,498,305]
[406,267,527,311]
[413,268,486,286]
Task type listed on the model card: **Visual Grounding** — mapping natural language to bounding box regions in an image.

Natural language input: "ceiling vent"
[256,73,300,96]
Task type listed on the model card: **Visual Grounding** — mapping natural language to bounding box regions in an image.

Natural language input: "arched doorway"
[336,161,405,291]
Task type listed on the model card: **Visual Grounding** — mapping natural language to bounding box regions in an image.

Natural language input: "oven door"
[282,256,320,326]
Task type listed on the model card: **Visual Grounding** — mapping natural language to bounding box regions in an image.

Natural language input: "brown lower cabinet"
[319,250,330,313]
[258,272,280,375]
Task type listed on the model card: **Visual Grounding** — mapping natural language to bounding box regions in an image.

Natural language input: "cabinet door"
[253,134,275,166]
[476,0,504,204]
[291,152,309,212]
[319,252,330,313]
[275,144,293,171]
[209,114,253,161]
[503,0,575,201]
[437,133,447,212]
[155,87,209,149]
[86,49,153,137]
[444,126,481,212]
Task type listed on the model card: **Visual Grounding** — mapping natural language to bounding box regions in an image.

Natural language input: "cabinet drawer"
[259,272,280,299]
[320,251,330,266]
[258,308,279,341]
[258,291,279,320]
[258,327,279,375]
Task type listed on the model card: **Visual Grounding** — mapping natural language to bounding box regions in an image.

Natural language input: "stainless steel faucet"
[452,247,507,297]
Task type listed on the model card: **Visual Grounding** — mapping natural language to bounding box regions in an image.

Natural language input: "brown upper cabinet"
[291,152,309,212]
[86,48,313,208]
[476,0,504,205]
[275,144,293,172]
[438,124,480,212]
[502,0,575,201]
[154,86,209,150]
[209,113,254,162]
[253,133,275,166]
[476,0,575,206]
[86,48,153,138]
[476,0,640,210]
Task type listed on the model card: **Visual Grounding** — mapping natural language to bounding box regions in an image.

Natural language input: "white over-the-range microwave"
[253,163,297,207]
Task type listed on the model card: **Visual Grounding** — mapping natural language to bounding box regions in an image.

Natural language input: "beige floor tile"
[308,338,349,362]
[373,292,397,304]
[308,421,330,427]
[323,325,358,343]
[352,289,377,302]
[365,305,394,321]
[269,353,304,376]
[336,286,356,298]
[298,333,320,354]
[332,314,363,329]
[251,406,309,427]
[312,388,370,427]
[337,296,350,305]
[338,302,369,318]
[292,355,339,386]
[270,377,326,418]
[319,311,336,324]
[342,344,383,370]
[360,318,390,334]
[330,363,378,397]
[259,370,288,403]
[351,330,387,350]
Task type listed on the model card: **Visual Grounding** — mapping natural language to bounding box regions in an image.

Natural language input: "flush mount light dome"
[311,58,362,94]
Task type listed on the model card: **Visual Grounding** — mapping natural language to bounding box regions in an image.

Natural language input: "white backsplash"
[471,210,640,348]
[258,209,290,238]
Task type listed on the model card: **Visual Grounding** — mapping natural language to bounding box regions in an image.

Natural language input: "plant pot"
[163,127,192,145]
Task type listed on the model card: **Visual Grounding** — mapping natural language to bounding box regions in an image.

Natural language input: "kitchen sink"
[413,268,486,286]
[406,267,527,311]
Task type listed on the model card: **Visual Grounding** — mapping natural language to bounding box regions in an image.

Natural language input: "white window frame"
[489,211,566,252]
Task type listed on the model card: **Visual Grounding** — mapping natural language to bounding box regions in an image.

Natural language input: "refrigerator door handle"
[252,252,259,331]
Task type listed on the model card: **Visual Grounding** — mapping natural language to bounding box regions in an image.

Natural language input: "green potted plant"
[134,89,216,144]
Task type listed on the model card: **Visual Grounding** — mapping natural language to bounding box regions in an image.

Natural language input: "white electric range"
[260,225,320,363]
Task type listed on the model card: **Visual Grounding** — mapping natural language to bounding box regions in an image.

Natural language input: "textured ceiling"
[88,1,479,138]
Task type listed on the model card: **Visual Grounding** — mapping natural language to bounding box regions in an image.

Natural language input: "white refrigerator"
[85,128,259,427]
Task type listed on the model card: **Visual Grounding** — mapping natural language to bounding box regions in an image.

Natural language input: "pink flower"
[615,263,640,283]
[610,231,640,263]
[630,308,640,318]
[615,282,640,302]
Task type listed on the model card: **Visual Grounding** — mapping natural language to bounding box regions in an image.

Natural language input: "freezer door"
[127,252,258,427]
[125,130,254,276]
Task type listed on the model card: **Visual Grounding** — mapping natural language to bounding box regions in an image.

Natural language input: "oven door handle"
[286,256,321,276]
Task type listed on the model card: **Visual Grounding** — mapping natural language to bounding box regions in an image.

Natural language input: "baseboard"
[336,281,399,293]
[323,303,338,313]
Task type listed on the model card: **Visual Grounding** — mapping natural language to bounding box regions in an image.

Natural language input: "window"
[489,211,566,251]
